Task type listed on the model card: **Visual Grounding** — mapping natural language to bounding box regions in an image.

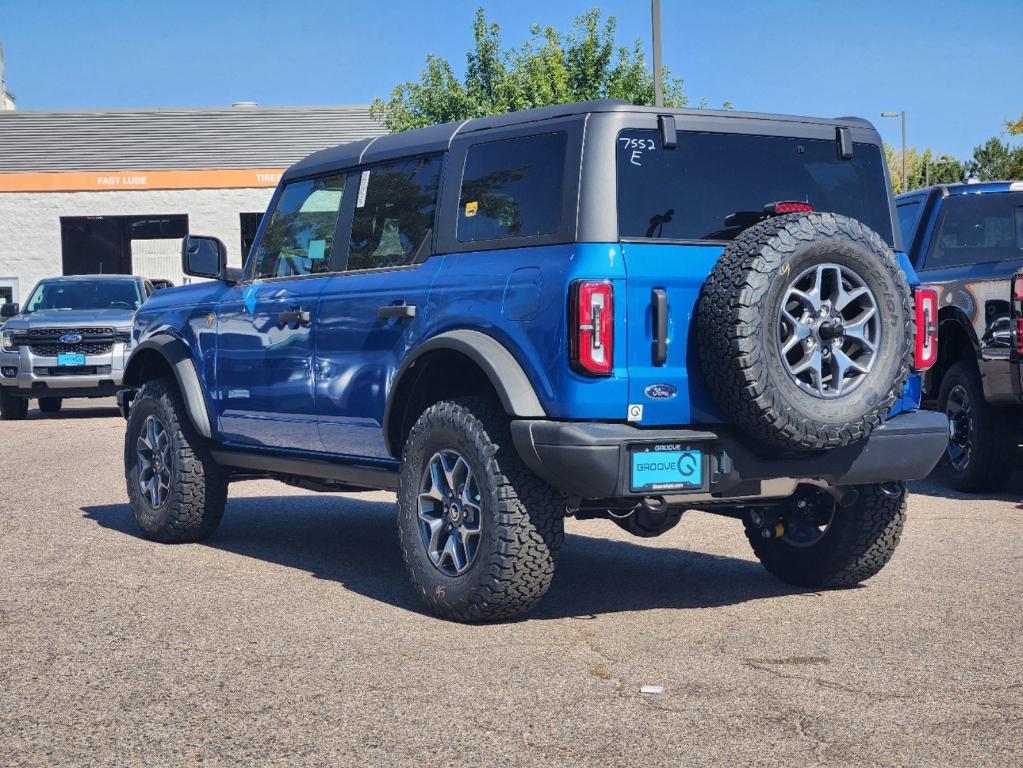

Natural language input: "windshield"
[24,280,143,313]
[617,129,895,246]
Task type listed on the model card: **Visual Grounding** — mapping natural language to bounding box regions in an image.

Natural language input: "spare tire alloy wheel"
[698,212,913,452]
[418,449,483,576]
[779,263,880,399]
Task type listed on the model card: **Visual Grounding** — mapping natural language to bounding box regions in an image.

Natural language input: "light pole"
[881,111,907,192]
[652,0,663,107]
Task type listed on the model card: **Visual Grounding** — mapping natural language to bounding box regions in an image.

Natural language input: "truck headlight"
[1,331,16,352]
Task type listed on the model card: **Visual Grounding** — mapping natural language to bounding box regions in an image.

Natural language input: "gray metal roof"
[0,105,386,172]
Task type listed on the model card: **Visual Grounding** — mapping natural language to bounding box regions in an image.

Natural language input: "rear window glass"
[616,130,895,245]
[923,192,1023,270]
[457,132,566,242]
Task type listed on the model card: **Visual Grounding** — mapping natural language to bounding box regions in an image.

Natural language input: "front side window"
[347,155,441,271]
[250,174,346,280]
[616,129,895,246]
[24,280,143,313]
[924,192,1023,270]
[457,132,567,242]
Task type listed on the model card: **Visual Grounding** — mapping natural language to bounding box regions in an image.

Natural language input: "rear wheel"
[38,397,62,414]
[938,360,1017,492]
[0,389,28,420]
[397,397,564,622]
[745,483,906,588]
[124,378,227,543]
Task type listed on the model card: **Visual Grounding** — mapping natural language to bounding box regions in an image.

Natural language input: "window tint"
[250,174,345,280]
[897,201,922,248]
[924,193,1023,270]
[616,130,895,245]
[457,132,567,242]
[347,155,441,271]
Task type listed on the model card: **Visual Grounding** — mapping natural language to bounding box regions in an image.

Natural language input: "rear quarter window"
[457,132,567,242]
[616,129,895,246]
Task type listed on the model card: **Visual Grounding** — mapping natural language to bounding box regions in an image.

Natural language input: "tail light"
[914,287,939,371]
[570,280,613,376]
[1013,274,1023,356]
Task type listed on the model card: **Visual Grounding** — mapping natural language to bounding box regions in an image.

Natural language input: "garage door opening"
[60,215,188,283]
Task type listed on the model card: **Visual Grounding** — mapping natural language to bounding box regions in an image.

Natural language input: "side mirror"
[0,302,19,318]
[182,235,229,280]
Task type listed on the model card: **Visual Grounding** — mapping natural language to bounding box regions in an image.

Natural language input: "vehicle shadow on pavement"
[909,465,1023,508]
[25,406,121,420]
[82,496,808,619]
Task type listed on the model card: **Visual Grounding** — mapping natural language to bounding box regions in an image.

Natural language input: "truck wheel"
[124,378,227,543]
[0,389,28,420]
[38,397,62,414]
[938,360,1017,492]
[698,213,912,451]
[745,483,906,588]
[397,397,564,622]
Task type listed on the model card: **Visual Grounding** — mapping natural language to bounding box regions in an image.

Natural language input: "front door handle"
[378,303,417,320]
[277,308,311,327]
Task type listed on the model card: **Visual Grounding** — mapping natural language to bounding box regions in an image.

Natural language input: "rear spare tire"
[698,212,912,452]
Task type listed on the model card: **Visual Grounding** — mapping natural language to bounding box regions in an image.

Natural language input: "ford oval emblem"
[644,383,677,400]
[59,333,83,345]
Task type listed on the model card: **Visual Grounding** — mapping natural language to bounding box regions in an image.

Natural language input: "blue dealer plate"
[57,353,86,366]
[630,445,705,492]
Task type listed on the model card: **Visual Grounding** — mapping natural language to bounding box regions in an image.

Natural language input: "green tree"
[371,8,726,132]
[1006,114,1023,136]
[965,137,1023,181]
[883,144,965,193]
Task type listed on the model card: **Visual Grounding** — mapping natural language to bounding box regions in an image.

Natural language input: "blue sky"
[2,0,1020,159]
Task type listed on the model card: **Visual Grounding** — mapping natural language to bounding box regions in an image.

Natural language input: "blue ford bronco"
[119,101,949,621]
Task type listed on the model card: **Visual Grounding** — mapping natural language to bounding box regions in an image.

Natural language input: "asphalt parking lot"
[1,399,1021,767]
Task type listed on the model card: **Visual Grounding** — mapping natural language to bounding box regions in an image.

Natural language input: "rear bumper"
[511,410,950,501]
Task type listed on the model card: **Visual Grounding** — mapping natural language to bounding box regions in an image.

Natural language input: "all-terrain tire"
[698,212,913,451]
[38,397,62,414]
[745,483,906,588]
[124,378,228,543]
[397,397,564,622]
[938,360,1017,492]
[0,389,28,420]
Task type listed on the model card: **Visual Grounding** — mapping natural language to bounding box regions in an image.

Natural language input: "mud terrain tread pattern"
[938,360,1017,492]
[745,483,906,588]
[0,389,28,420]
[698,213,914,451]
[125,378,227,543]
[397,397,564,622]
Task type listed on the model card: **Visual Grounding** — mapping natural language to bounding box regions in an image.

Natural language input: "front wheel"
[397,398,564,622]
[745,483,906,588]
[38,397,62,414]
[124,378,227,543]
[0,389,28,420]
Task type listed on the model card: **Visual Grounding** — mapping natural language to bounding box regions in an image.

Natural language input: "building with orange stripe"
[0,104,385,304]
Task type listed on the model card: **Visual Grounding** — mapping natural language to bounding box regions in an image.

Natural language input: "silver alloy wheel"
[418,450,483,576]
[137,414,173,508]
[778,263,881,399]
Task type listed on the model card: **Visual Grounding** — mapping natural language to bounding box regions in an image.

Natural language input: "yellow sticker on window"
[465,201,478,217]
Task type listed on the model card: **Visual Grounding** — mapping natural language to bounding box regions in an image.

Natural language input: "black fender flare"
[123,334,214,438]
[382,330,546,455]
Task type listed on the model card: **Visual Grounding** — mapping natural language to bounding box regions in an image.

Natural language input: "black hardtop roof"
[284,99,877,181]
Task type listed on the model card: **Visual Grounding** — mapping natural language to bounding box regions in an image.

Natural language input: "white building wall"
[0,187,274,301]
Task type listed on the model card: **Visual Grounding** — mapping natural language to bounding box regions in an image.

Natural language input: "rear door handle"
[277,308,311,327]
[378,303,417,320]
[652,288,668,366]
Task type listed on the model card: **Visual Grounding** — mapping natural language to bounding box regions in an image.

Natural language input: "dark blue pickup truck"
[896,181,1023,490]
[117,101,949,621]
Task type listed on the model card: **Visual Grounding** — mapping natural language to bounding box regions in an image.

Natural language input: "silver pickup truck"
[0,275,153,419]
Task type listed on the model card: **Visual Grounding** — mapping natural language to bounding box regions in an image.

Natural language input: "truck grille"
[29,342,113,356]
[32,365,112,376]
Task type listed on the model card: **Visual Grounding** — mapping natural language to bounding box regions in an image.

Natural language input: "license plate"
[57,353,86,366]
[630,444,706,493]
